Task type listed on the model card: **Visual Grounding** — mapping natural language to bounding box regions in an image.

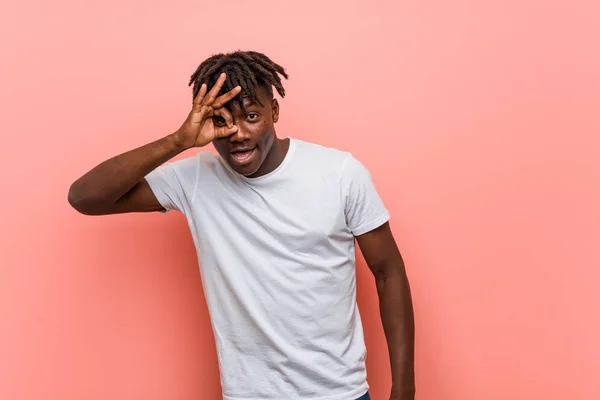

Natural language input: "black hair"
[189,50,288,114]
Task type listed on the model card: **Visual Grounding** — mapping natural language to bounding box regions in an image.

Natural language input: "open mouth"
[230,148,257,165]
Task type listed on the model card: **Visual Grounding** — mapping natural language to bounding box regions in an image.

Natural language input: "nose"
[228,124,251,142]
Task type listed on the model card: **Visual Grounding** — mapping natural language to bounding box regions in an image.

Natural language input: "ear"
[272,98,280,123]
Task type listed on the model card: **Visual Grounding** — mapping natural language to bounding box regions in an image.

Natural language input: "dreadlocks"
[189,50,288,115]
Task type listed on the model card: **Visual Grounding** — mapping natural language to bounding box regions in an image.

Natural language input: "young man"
[68,51,415,400]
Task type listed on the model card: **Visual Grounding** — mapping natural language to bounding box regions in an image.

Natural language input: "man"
[68,51,415,400]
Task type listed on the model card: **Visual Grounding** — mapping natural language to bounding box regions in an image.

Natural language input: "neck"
[249,137,290,178]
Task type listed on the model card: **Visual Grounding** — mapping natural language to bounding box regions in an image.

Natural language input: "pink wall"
[2,1,599,399]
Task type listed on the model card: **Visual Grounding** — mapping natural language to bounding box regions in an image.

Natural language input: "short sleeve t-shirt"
[145,138,390,400]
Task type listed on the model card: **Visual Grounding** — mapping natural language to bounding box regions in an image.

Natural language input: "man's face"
[212,85,279,177]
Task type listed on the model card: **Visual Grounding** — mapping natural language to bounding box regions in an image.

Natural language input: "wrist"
[169,130,193,151]
[390,384,415,400]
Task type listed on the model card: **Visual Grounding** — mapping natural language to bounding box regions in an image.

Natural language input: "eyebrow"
[240,96,261,107]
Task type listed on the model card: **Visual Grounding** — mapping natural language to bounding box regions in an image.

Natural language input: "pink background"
[1,0,599,399]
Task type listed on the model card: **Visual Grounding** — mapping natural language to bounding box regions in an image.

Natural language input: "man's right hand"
[68,71,242,215]
[175,72,242,149]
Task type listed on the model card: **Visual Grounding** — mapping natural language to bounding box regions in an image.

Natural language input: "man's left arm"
[356,222,415,400]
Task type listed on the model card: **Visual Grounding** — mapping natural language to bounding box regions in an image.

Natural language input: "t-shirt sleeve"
[341,154,391,236]
[144,155,199,214]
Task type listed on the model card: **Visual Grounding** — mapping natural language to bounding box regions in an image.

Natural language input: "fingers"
[212,85,242,109]
[203,72,227,104]
[195,73,242,106]
[214,124,239,139]
[193,83,207,107]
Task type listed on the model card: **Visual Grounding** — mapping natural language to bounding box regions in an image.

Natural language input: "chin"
[229,160,261,177]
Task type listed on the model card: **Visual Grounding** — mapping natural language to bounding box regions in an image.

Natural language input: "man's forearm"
[68,132,188,210]
[376,266,415,398]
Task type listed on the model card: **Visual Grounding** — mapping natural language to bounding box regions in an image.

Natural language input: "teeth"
[232,149,254,162]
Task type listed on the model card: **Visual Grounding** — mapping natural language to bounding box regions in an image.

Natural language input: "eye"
[214,116,227,126]
[247,113,258,121]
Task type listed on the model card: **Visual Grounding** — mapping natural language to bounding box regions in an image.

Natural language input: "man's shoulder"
[160,151,226,185]
[170,151,221,169]
[293,138,353,169]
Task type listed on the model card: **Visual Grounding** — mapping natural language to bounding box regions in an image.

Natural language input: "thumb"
[214,124,238,139]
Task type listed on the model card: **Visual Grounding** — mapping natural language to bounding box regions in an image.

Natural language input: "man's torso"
[146,139,389,399]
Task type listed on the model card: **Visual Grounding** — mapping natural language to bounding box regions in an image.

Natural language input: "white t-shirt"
[145,138,390,400]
